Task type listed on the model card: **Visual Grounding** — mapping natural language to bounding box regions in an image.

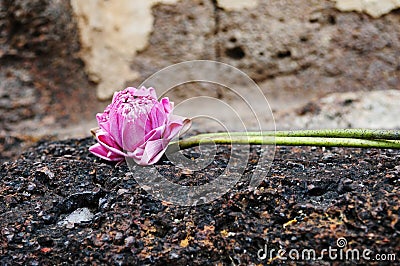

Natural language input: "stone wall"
[0,0,97,133]
[1,0,399,161]
[71,0,400,100]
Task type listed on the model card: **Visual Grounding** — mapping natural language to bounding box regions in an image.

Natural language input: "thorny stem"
[168,129,400,151]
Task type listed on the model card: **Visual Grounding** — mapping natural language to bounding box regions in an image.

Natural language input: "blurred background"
[1,0,399,162]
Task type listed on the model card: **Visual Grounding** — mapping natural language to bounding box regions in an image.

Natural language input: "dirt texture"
[1,138,399,265]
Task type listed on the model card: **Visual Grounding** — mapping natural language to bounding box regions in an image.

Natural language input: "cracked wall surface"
[70,0,179,99]
[333,0,400,18]
[71,0,400,100]
[134,0,399,97]
[216,0,259,10]
[277,90,400,130]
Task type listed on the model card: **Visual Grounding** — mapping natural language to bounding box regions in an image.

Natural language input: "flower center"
[120,95,156,120]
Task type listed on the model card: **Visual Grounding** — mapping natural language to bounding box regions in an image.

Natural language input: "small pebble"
[124,236,135,247]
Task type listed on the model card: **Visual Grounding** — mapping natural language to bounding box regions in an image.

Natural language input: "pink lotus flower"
[89,87,189,165]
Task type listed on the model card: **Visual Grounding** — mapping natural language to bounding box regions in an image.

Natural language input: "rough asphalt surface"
[1,138,399,265]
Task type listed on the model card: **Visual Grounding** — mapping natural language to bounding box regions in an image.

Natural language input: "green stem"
[174,136,400,150]
[168,129,400,151]
[194,129,400,140]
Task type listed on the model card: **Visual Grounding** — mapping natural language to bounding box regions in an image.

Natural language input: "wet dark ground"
[0,138,399,265]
